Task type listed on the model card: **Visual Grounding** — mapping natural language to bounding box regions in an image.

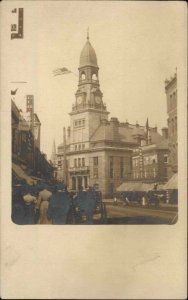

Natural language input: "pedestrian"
[113,192,118,206]
[22,185,37,224]
[75,186,88,223]
[47,183,70,224]
[37,183,52,224]
[141,192,147,206]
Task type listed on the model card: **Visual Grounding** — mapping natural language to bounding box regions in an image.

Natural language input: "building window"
[58,160,62,166]
[93,167,98,179]
[75,145,77,151]
[78,144,81,150]
[78,158,81,167]
[74,159,77,168]
[93,157,98,166]
[75,121,77,126]
[120,157,124,178]
[82,119,85,125]
[135,159,138,167]
[132,159,135,167]
[82,144,85,150]
[82,157,85,167]
[164,155,168,163]
[109,156,113,178]
[92,73,97,81]
[72,177,76,190]
[93,157,98,178]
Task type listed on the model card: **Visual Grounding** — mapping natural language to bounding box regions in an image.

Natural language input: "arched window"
[81,72,86,80]
[92,73,97,81]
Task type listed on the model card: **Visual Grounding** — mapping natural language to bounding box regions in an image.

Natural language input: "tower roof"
[79,36,98,68]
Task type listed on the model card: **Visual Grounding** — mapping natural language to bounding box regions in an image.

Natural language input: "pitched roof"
[90,121,165,146]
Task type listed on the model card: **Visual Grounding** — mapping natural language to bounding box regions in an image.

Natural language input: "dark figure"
[47,186,70,224]
[22,185,37,224]
[12,185,25,225]
[75,186,88,223]
[148,191,159,208]
[84,187,97,224]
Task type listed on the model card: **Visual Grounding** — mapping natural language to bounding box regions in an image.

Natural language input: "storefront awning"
[163,173,178,190]
[12,163,37,185]
[116,182,159,192]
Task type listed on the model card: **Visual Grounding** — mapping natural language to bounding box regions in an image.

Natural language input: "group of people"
[12,181,100,225]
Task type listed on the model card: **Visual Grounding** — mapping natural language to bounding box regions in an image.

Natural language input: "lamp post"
[63,126,68,186]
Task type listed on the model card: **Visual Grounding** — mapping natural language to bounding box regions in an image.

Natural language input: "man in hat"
[47,184,70,224]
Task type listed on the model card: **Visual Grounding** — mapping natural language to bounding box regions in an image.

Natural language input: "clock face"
[77,96,82,104]
[95,96,101,104]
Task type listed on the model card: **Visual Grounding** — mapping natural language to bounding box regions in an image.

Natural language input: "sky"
[6,1,186,159]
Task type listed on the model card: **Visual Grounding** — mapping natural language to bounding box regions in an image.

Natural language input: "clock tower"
[70,32,109,147]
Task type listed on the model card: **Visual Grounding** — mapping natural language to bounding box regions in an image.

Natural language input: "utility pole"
[26,95,35,171]
[63,127,68,186]
[31,100,35,171]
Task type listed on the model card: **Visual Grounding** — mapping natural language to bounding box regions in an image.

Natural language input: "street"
[102,200,178,225]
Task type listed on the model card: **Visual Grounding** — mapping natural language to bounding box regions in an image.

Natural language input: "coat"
[47,192,70,224]
[37,189,52,224]
[38,200,52,224]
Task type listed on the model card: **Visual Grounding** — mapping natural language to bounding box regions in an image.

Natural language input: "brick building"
[165,71,177,175]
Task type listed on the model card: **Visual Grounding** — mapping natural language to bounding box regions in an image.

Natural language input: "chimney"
[110,117,119,140]
[161,127,168,139]
[67,126,71,137]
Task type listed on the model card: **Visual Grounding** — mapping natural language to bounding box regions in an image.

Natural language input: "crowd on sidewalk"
[12,181,100,225]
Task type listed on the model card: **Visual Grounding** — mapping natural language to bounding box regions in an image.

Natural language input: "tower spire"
[87,27,89,41]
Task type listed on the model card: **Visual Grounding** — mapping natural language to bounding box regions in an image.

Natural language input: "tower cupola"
[79,35,98,68]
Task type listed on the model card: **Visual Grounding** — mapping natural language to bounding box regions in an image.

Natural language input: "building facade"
[165,72,177,175]
[132,131,169,183]
[56,35,169,196]
[12,100,54,180]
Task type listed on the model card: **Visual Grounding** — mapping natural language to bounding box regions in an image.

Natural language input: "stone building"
[56,34,168,196]
[165,71,177,175]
